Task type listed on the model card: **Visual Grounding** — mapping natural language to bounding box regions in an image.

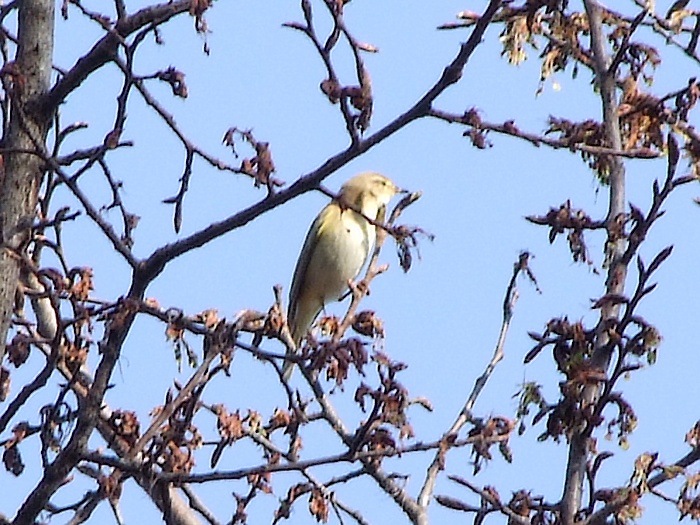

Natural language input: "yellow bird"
[284,172,404,380]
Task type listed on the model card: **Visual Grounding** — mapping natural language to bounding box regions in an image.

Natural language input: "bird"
[283,172,404,380]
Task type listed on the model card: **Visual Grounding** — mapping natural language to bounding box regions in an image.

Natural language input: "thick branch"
[0,0,54,364]
[561,3,628,524]
[42,0,192,112]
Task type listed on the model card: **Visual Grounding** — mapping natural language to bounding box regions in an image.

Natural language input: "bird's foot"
[348,278,370,297]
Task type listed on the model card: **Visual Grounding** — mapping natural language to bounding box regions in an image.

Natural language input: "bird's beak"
[397,187,409,194]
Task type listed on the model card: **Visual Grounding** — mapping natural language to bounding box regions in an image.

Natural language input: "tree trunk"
[0,0,55,362]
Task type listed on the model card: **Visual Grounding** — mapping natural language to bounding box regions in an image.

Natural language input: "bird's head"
[340,172,405,210]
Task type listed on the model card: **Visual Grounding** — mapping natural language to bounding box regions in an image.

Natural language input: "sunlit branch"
[428,108,661,159]
[418,252,534,508]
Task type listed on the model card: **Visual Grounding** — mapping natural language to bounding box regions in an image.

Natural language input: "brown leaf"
[68,267,94,301]
[194,309,219,329]
[98,471,123,504]
[7,334,30,368]
[685,421,700,448]
[157,67,188,98]
[189,0,211,32]
[352,310,384,337]
[2,445,24,476]
[216,406,244,441]
[109,410,140,448]
[320,78,341,104]
[0,367,9,402]
[63,343,88,369]
[267,408,292,431]
[308,489,329,522]
[0,61,26,93]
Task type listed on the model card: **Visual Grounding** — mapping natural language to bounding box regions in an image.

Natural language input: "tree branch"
[43,0,194,112]
[561,3,628,523]
[418,252,533,508]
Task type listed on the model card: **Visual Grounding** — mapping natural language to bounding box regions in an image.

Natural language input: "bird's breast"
[306,209,374,303]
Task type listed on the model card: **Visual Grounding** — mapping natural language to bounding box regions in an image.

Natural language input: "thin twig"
[417,252,532,508]
[126,343,223,460]
[428,108,660,159]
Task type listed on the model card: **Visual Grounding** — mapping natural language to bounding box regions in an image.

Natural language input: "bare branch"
[560,3,628,522]
[43,0,195,111]
[418,252,533,508]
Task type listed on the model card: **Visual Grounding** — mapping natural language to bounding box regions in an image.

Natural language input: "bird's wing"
[288,202,337,324]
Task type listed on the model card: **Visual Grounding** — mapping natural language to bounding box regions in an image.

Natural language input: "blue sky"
[4,1,700,524]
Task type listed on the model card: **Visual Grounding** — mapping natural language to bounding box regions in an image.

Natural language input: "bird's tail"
[282,323,304,381]
[281,358,296,382]
[283,304,321,381]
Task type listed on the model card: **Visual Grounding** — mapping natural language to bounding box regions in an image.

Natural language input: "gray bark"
[0,0,55,362]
